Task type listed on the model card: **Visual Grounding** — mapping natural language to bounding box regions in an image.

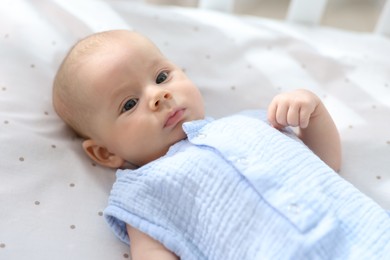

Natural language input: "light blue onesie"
[105,110,390,259]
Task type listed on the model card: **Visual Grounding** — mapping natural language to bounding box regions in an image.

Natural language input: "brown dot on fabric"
[376,176,382,180]
[91,162,97,167]
[30,64,35,68]
[1,87,6,91]
[51,144,56,149]
[123,253,130,258]
[19,157,25,162]
[0,243,5,248]
[386,140,390,145]
[44,111,49,115]
[69,183,75,188]
[34,201,40,206]
[4,120,9,124]
[70,225,76,229]
[230,86,236,90]
[98,211,103,217]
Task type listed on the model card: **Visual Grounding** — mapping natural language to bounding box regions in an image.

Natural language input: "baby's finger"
[275,103,289,127]
[267,101,277,126]
[299,105,314,128]
[287,104,300,127]
[267,101,283,128]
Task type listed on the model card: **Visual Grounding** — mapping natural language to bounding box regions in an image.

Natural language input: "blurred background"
[146,0,387,32]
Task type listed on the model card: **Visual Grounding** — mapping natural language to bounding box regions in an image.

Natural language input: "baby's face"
[80,32,204,167]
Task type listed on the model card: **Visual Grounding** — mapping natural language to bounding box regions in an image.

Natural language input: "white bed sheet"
[1,0,389,259]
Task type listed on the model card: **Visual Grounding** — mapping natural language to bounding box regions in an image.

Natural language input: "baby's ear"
[82,139,124,168]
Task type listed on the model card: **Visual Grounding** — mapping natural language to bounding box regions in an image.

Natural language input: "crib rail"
[198,0,390,36]
[375,0,390,35]
[198,0,234,13]
[286,0,328,25]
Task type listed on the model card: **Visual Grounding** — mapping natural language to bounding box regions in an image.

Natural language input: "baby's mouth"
[164,108,185,128]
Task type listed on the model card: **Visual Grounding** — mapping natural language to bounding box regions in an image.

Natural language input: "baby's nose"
[149,90,172,110]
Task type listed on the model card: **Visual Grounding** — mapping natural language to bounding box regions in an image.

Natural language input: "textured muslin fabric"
[105,110,390,260]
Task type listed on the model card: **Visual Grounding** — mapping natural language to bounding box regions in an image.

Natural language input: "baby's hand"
[268,89,341,172]
[267,89,320,129]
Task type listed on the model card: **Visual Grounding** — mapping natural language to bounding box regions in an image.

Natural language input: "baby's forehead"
[81,34,148,57]
[70,31,165,80]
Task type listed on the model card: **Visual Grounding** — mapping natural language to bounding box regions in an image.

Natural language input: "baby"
[53,30,390,260]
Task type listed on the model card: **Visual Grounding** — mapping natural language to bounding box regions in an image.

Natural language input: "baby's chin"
[125,127,189,169]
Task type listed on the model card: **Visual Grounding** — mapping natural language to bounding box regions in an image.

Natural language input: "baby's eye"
[122,98,138,113]
[156,71,168,84]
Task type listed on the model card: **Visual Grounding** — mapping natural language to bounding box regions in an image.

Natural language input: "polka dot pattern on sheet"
[1,29,122,256]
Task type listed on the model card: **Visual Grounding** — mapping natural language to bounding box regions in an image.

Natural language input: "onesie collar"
[182,117,214,139]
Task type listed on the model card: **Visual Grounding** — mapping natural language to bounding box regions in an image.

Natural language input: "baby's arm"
[267,89,341,172]
[126,224,179,260]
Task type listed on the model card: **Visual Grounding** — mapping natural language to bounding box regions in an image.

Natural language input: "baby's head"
[53,30,204,169]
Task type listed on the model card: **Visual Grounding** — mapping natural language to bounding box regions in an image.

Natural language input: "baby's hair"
[52,30,122,138]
